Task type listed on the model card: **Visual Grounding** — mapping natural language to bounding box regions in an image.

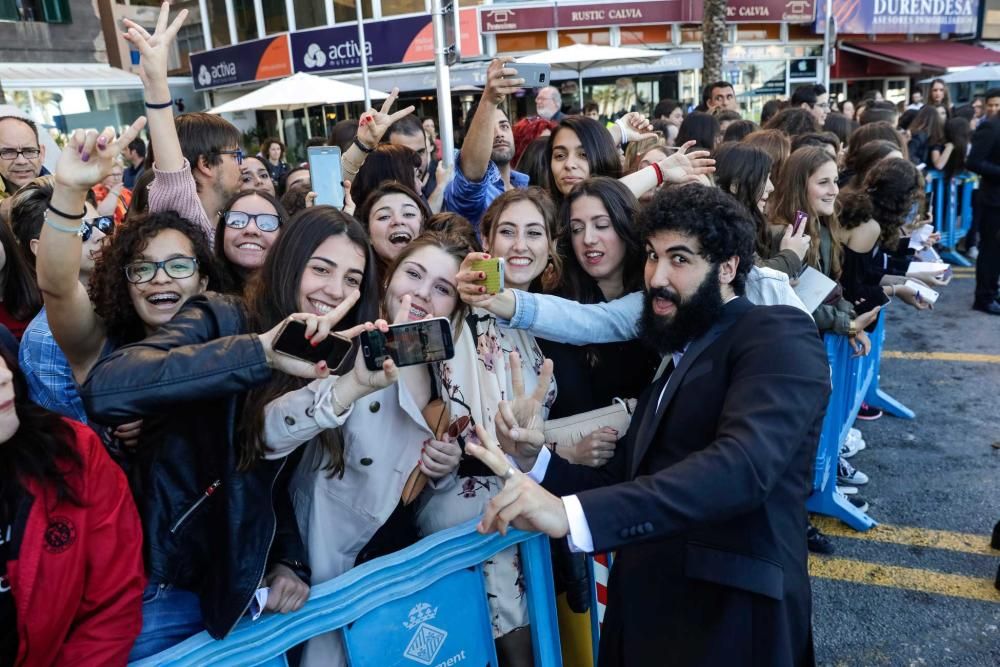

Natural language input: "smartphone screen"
[361,317,455,370]
[469,257,504,294]
[274,320,354,369]
[307,146,344,208]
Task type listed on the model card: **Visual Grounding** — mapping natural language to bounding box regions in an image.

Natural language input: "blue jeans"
[128,583,204,662]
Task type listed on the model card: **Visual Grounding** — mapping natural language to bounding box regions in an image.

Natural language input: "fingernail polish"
[81,153,90,162]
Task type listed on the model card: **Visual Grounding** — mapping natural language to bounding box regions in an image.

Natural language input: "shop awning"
[0,63,146,90]
[841,40,1000,71]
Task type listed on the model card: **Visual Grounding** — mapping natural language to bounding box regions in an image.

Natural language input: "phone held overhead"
[308,145,345,208]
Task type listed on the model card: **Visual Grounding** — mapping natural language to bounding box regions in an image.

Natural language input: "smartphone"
[792,210,808,235]
[360,317,455,371]
[307,146,345,208]
[510,63,551,87]
[469,257,504,294]
[273,319,354,370]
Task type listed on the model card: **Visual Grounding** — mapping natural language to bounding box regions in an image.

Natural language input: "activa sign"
[190,35,292,91]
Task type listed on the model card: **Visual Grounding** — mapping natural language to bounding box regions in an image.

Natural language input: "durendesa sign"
[479,0,816,33]
[817,0,979,34]
[190,35,292,91]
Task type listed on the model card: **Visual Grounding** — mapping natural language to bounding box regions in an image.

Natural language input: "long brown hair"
[479,187,563,292]
[770,147,843,278]
[240,206,379,473]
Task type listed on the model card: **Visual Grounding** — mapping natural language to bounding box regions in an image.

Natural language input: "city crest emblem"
[402,602,447,665]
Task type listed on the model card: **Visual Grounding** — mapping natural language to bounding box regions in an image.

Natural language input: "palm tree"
[702,0,727,86]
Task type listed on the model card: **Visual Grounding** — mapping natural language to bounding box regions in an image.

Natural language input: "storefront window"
[620,26,668,47]
[205,0,231,47]
[334,0,374,23]
[293,0,325,30]
[495,31,548,54]
[679,24,702,43]
[233,1,257,41]
[727,59,786,122]
[787,23,821,41]
[736,23,780,41]
[262,0,288,34]
[382,0,425,16]
[558,29,610,47]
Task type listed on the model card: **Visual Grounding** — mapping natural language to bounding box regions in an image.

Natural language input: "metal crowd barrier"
[132,521,562,666]
[806,312,914,531]
[925,169,978,267]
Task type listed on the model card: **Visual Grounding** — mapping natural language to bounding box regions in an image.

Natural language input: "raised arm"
[342,88,415,184]
[123,2,186,173]
[38,121,145,381]
[619,141,715,199]
[459,58,522,182]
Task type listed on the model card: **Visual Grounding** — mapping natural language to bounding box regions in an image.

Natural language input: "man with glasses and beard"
[467,184,832,667]
[0,116,46,198]
[443,58,528,230]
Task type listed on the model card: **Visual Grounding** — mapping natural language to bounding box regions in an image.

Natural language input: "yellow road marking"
[811,516,998,557]
[882,351,1000,363]
[809,556,1000,603]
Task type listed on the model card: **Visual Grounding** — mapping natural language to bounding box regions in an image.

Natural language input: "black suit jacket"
[968,116,1000,204]
[542,298,831,667]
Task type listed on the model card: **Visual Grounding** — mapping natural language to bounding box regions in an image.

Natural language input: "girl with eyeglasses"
[214,189,288,294]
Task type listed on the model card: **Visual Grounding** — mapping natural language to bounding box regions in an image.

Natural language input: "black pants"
[974,200,1000,306]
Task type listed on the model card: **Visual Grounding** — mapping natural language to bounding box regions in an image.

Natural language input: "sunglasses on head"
[223,210,282,232]
[82,216,114,242]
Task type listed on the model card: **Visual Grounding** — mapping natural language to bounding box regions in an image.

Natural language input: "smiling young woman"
[214,189,288,295]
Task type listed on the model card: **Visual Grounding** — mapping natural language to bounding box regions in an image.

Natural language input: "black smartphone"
[360,317,455,371]
[273,319,354,370]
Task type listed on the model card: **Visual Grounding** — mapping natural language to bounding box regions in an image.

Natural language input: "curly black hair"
[636,184,755,295]
[862,157,923,245]
[89,211,222,345]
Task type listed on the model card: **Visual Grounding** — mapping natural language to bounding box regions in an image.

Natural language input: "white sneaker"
[837,485,859,496]
[838,457,869,485]
[841,429,866,458]
[967,246,979,260]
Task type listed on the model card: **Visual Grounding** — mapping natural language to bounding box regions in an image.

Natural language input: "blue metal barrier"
[807,312,914,531]
[131,521,561,667]
[925,169,978,267]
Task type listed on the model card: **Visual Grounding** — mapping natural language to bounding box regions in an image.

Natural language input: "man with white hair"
[535,86,565,121]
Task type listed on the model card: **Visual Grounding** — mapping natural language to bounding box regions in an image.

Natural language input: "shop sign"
[190,35,292,91]
[479,0,815,32]
[723,0,817,22]
[817,0,979,34]
[292,10,480,74]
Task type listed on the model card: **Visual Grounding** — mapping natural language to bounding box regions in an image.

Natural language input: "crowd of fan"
[1,4,998,665]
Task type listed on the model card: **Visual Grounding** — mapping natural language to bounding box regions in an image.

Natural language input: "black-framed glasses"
[124,256,199,284]
[82,216,114,242]
[223,210,282,232]
[219,148,246,165]
[0,147,41,161]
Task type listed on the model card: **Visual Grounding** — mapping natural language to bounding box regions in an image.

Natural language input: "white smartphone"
[307,145,345,208]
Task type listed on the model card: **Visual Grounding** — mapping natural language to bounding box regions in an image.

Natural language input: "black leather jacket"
[80,294,309,639]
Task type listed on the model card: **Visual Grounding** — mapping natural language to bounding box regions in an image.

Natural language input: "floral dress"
[415,309,556,637]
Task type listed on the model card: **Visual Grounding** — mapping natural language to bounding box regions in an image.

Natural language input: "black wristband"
[353,137,375,154]
[46,202,87,220]
[145,99,173,109]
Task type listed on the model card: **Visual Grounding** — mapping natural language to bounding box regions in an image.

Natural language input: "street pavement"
[811,265,1000,666]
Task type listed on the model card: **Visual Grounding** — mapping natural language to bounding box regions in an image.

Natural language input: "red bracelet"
[650,161,664,186]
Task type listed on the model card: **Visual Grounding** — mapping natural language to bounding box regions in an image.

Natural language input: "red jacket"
[7,420,144,666]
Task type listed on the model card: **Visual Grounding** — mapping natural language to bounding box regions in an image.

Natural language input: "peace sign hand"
[357,88,416,149]
[466,424,570,538]
[55,118,148,192]
[494,351,553,469]
[656,141,716,184]
[123,2,187,85]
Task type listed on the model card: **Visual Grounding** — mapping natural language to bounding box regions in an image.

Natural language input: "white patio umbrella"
[208,72,388,141]
[517,44,671,106]
[919,63,1000,84]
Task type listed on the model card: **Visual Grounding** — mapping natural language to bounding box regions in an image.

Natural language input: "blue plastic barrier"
[925,169,978,267]
[131,521,561,667]
[806,312,914,531]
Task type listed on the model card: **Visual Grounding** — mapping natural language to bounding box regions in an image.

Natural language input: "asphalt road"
[811,267,1000,666]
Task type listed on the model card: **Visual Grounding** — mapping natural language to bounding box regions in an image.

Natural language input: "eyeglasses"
[219,148,245,165]
[124,256,199,284]
[223,210,282,232]
[82,216,114,242]
[0,147,41,161]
